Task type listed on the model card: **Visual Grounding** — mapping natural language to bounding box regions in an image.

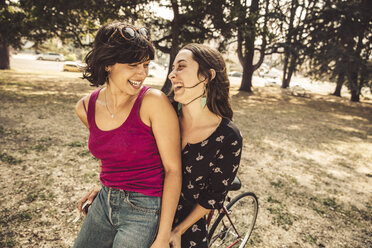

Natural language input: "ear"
[105,65,112,72]
[209,69,216,81]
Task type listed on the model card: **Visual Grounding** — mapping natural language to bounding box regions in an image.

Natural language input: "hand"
[169,230,181,248]
[77,185,101,215]
[150,238,170,248]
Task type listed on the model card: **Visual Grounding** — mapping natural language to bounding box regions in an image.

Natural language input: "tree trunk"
[161,0,180,94]
[282,0,297,89]
[0,39,10,69]
[350,89,360,102]
[348,63,360,102]
[161,50,177,94]
[332,71,345,97]
[238,0,258,92]
[282,54,296,88]
[239,57,253,92]
[282,49,290,88]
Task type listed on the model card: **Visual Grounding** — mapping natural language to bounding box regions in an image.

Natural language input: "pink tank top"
[87,86,164,197]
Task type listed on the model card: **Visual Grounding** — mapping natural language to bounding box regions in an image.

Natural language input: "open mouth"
[128,80,141,87]
[173,83,184,92]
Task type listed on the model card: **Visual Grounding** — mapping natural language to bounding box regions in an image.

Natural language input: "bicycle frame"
[207,206,243,248]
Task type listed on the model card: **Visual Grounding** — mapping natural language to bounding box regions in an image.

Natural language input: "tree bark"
[282,0,297,89]
[332,71,345,97]
[0,39,10,70]
[240,56,254,92]
[283,56,296,88]
[348,62,360,102]
[238,0,259,92]
[161,0,180,94]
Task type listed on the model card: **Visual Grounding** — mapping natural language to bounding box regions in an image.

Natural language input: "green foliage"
[64,53,77,61]
[1,0,149,68]
[304,0,372,101]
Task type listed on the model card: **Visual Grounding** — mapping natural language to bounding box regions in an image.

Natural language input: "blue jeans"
[73,185,161,248]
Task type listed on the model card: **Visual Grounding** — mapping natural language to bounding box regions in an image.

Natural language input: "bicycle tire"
[208,192,258,248]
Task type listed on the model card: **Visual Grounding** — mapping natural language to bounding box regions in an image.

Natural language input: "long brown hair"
[182,43,233,120]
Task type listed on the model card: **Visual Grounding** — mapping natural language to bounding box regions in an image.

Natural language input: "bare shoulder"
[75,94,90,114]
[142,88,171,108]
[140,88,177,124]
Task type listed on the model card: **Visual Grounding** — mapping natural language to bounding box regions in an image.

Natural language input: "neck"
[180,100,219,126]
[105,84,134,108]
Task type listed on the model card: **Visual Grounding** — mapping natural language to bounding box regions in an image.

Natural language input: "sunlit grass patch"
[248,231,262,246]
[267,195,281,204]
[0,152,22,165]
[0,237,17,248]
[267,206,297,230]
[302,233,319,246]
[83,172,98,182]
[0,209,33,224]
[270,179,285,188]
[26,193,38,203]
[66,141,86,147]
[77,150,91,157]
[31,144,48,152]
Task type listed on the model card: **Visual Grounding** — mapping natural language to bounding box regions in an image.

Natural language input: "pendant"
[111,114,114,118]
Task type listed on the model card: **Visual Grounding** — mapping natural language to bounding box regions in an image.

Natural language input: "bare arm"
[170,204,210,248]
[75,94,102,214]
[75,95,89,128]
[142,89,182,247]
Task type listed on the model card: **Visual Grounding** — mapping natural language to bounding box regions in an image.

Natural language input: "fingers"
[77,194,89,213]
[77,185,101,215]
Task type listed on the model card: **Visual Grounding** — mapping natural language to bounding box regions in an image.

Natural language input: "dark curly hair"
[181,43,233,120]
[83,21,155,87]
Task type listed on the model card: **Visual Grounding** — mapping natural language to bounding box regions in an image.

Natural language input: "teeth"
[129,80,141,86]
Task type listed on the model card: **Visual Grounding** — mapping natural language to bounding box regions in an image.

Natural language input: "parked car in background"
[228,71,243,77]
[62,61,85,72]
[36,52,64,61]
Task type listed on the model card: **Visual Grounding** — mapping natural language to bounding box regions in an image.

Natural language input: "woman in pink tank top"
[73,21,181,248]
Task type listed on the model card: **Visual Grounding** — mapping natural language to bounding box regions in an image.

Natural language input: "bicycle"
[206,177,259,248]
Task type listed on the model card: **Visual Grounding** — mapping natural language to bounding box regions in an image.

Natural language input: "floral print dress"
[173,118,243,248]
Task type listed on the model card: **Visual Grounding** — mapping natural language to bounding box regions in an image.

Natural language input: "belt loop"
[107,188,113,225]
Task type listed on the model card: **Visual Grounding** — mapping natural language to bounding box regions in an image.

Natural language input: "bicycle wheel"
[208,192,258,248]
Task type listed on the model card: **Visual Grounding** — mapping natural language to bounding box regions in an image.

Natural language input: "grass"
[66,141,86,148]
[1,70,371,247]
[0,152,22,165]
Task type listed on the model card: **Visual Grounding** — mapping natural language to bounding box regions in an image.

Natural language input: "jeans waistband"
[101,184,157,198]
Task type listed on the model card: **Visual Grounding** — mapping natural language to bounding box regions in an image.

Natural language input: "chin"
[173,96,182,103]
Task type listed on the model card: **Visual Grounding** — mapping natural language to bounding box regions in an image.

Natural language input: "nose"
[137,64,147,77]
[168,69,175,81]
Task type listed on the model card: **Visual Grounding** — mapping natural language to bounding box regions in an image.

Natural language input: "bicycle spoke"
[208,192,258,248]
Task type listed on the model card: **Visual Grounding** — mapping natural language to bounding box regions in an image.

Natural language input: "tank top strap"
[130,86,151,119]
[87,88,103,128]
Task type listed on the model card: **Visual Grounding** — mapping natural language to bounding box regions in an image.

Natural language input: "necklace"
[105,89,115,118]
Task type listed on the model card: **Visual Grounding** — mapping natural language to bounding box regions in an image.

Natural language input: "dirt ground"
[0,70,371,248]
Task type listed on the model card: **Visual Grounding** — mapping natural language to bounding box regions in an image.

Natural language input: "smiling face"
[168,49,206,104]
[107,61,150,94]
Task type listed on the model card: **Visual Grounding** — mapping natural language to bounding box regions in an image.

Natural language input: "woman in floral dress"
[168,43,243,248]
